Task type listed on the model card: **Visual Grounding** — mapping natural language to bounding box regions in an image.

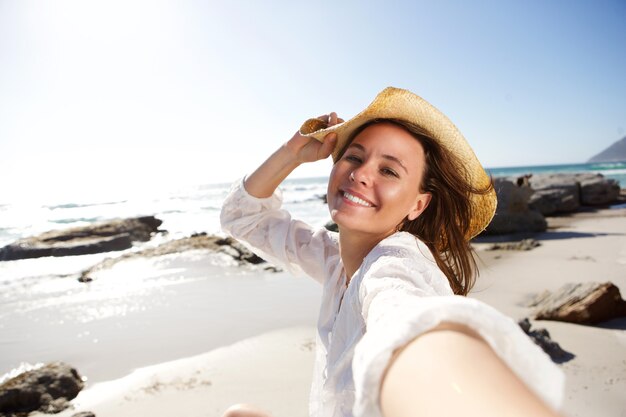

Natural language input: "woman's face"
[327,123,432,239]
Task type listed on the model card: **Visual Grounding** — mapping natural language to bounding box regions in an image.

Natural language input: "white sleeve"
[352,252,565,417]
[220,178,338,284]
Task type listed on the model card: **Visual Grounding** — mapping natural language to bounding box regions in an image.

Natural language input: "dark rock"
[518,318,574,363]
[483,178,547,234]
[527,173,620,215]
[0,362,84,415]
[529,188,579,215]
[215,237,265,265]
[42,396,72,413]
[579,175,621,205]
[324,221,338,232]
[516,174,532,187]
[527,174,580,214]
[529,282,626,325]
[0,216,163,261]
[79,233,270,282]
[486,238,541,251]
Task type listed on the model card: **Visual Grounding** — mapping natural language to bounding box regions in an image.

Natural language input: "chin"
[329,212,352,231]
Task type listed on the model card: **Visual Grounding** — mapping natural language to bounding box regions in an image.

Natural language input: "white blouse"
[220,179,564,417]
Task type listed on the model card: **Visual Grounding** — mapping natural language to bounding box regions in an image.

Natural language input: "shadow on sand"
[474,230,624,244]
[595,317,626,331]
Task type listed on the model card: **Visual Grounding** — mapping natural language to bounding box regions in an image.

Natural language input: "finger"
[319,132,337,158]
[314,113,343,128]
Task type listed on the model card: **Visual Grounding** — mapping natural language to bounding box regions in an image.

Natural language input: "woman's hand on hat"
[285,112,343,164]
[243,113,342,199]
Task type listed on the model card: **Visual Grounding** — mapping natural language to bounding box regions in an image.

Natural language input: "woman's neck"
[339,229,395,281]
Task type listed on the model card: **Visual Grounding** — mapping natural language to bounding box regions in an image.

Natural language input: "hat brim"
[299,86,496,239]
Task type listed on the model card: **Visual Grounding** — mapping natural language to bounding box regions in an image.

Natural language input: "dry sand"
[32,207,626,417]
[472,208,626,417]
[34,327,317,417]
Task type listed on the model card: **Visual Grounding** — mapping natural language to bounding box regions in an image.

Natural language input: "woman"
[220,87,564,417]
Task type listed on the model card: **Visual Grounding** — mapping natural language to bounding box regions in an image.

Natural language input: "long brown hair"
[338,118,493,295]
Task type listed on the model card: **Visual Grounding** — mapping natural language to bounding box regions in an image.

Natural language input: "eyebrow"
[348,143,409,174]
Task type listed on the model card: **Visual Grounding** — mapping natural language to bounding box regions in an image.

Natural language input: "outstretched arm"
[380,322,563,417]
[244,113,340,198]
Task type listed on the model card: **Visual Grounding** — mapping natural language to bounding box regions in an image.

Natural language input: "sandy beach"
[4,206,625,417]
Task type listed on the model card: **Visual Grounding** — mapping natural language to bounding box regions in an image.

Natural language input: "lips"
[341,190,375,207]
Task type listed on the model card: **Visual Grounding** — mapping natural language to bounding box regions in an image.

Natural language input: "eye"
[381,167,399,178]
[344,154,362,163]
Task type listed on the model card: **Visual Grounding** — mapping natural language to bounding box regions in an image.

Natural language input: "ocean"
[1,161,624,251]
[486,161,626,182]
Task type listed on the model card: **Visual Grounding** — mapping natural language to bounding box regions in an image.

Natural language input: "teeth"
[343,192,372,207]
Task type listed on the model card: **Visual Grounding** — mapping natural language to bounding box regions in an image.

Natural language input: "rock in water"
[0,362,84,414]
[0,216,163,261]
[529,282,626,324]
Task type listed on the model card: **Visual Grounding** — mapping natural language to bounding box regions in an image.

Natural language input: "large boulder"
[578,174,621,205]
[483,178,547,235]
[0,216,163,261]
[0,362,84,414]
[527,173,621,215]
[529,282,626,325]
[527,174,580,215]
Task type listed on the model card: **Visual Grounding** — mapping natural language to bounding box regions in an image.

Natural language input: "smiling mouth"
[342,191,374,207]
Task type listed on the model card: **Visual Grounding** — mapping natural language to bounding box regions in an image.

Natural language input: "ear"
[407,192,432,221]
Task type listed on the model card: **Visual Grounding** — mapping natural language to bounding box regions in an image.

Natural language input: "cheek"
[328,163,348,189]
[381,185,419,213]
[327,166,341,204]
[327,166,336,188]
[381,186,407,203]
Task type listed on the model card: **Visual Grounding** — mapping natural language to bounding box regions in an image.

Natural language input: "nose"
[350,163,373,186]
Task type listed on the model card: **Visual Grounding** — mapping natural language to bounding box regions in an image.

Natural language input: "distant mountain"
[588,136,626,163]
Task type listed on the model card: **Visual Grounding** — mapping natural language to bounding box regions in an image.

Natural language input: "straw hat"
[298,86,497,239]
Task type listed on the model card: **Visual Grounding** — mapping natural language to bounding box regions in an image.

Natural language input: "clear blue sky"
[1,0,624,201]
